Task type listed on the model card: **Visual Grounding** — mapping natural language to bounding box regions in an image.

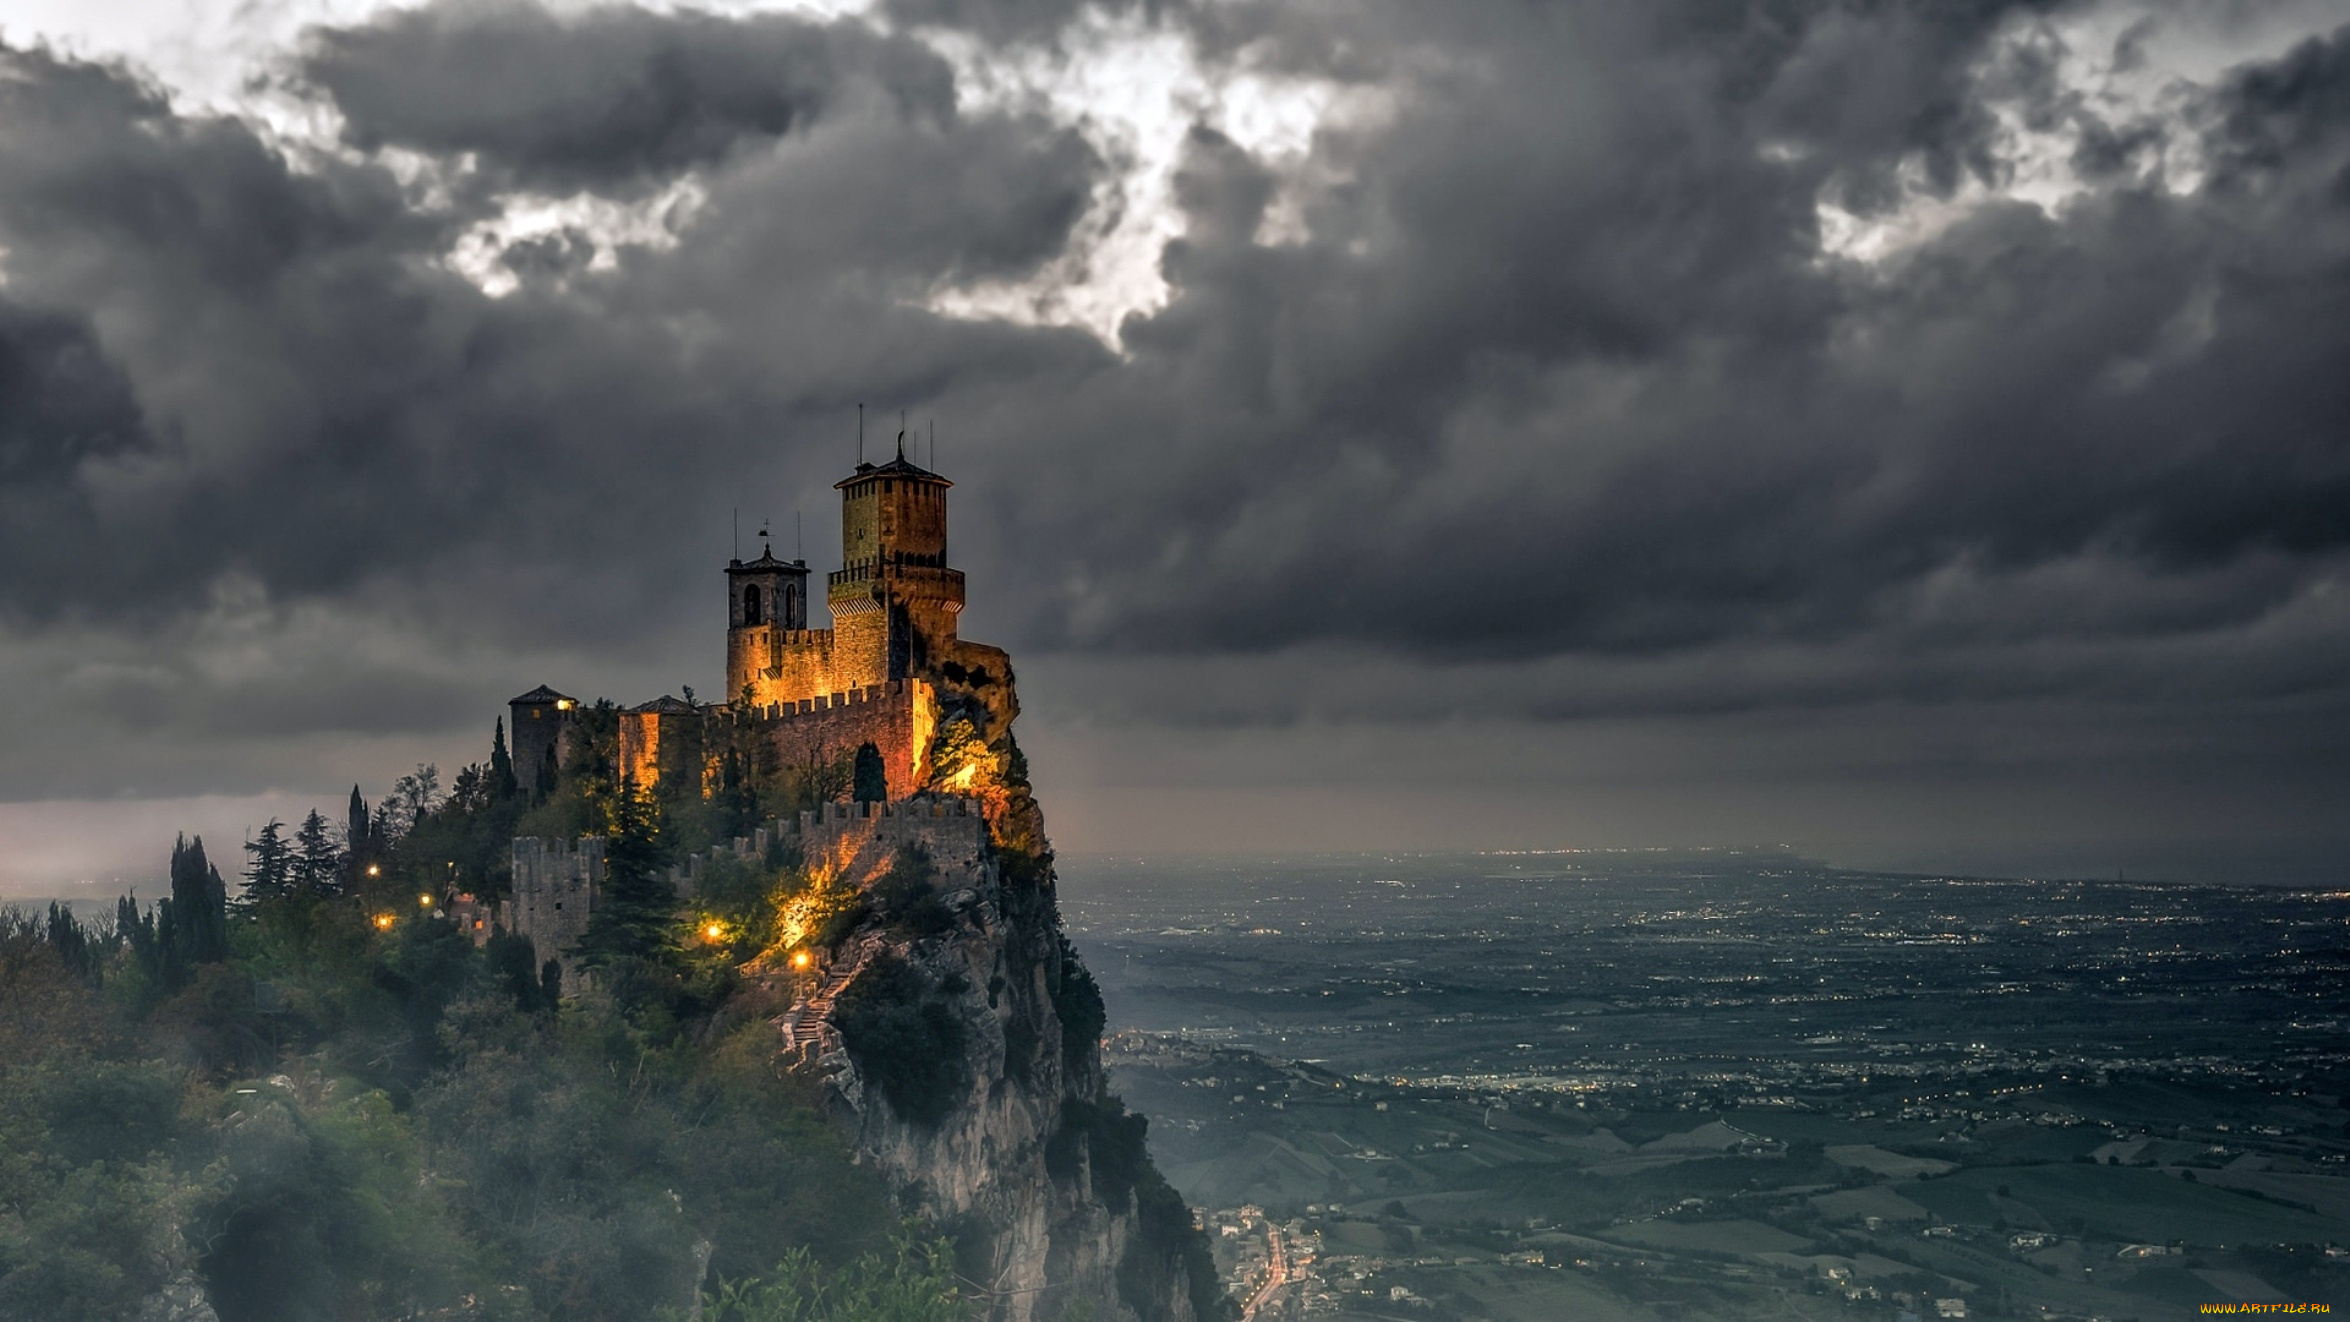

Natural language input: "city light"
[366,864,381,877]
[372,913,395,931]
[419,894,434,908]
[791,950,812,970]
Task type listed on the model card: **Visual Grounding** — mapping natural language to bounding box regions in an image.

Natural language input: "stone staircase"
[774,935,881,1064]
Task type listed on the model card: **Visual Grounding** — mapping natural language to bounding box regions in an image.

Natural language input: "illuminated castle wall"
[510,440,1015,807]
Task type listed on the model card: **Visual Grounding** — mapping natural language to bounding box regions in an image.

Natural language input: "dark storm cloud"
[970,3,2350,679]
[300,3,957,195]
[0,300,149,577]
[0,0,2345,829]
[0,19,1096,638]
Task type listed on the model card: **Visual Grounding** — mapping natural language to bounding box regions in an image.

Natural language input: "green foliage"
[161,834,231,977]
[291,809,342,900]
[1050,937,1106,1071]
[576,786,692,1015]
[1119,1160,1234,1322]
[832,952,970,1128]
[240,820,293,909]
[853,742,888,804]
[678,1238,971,1322]
[871,844,954,938]
[1,862,906,1322]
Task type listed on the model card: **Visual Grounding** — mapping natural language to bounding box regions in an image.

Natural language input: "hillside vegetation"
[0,715,971,1322]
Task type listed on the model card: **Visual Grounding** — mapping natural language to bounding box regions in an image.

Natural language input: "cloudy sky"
[1,0,2345,892]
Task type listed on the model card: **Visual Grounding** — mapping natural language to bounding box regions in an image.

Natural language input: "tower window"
[743,585,764,626]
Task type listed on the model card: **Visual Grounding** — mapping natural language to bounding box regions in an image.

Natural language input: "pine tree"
[853,742,887,804]
[490,717,519,800]
[241,819,294,909]
[575,784,679,991]
[294,810,343,898]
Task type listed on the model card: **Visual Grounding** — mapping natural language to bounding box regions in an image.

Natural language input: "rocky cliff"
[777,688,1224,1322]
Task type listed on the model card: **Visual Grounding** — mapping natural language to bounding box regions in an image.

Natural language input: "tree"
[489,717,519,800]
[241,820,293,909]
[346,785,375,882]
[574,784,680,1003]
[166,834,228,968]
[388,764,443,839]
[852,742,887,804]
[293,810,343,899]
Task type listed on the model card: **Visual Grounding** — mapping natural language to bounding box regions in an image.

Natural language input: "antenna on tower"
[929,418,935,471]
[795,510,802,562]
[857,403,865,465]
[733,508,739,560]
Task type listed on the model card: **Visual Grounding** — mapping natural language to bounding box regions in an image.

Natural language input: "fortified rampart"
[506,796,985,983]
[504,835,604,990]
[733,678,938,803]
[797,796,987,889]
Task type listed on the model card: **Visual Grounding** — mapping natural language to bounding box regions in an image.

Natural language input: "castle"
[508,438,1014,809]
[502,438,1026,984]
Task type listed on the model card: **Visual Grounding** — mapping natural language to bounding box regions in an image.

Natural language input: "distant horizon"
[11,829,2341,902]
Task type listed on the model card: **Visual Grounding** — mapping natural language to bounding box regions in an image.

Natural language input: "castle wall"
[796,796,988,889]
[504,836,604,991]
[619,705,705,792]
[744,678,938,802]
[729,624,894,711]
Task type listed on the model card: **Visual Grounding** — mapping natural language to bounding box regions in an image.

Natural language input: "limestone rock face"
[810,853,1212,1322]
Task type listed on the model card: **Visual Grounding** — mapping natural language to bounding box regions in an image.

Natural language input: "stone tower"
[724,539,810,704]
[724,436,976,709]
[829,438,964,683]
[507,684,577,799]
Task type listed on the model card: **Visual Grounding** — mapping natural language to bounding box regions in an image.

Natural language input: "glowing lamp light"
[791,950,812,970]
[555,698,576,711]
[703,923,725,942]
[366,864,381,877]
[372,913,396,931]
[419,894,435,908]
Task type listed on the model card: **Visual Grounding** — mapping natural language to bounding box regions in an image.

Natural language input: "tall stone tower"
[829,440,964,683]
[725,436,975,709]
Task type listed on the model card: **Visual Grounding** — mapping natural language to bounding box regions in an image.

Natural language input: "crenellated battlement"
[507,795,988,988]
[727,677,919,725]
[798,795,989,890]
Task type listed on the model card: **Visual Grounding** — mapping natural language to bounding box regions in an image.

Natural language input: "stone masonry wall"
[795,797,988,890]
[503,836,604,991]
[742,678,938,803]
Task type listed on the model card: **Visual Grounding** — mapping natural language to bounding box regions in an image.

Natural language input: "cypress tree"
[490,717,519,800]
[853,741,887,804]
[168,834,229,966]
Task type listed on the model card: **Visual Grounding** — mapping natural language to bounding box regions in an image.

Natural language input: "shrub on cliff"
[1050,936,1106,1072]
[831,952,969,1128]
[672,1237,968,1322]
[872,845,954,938]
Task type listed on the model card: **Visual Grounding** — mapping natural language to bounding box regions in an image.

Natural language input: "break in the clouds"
[0,0,2345,885]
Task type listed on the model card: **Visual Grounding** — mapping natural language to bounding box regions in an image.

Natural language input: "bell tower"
[725,533,810,706]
